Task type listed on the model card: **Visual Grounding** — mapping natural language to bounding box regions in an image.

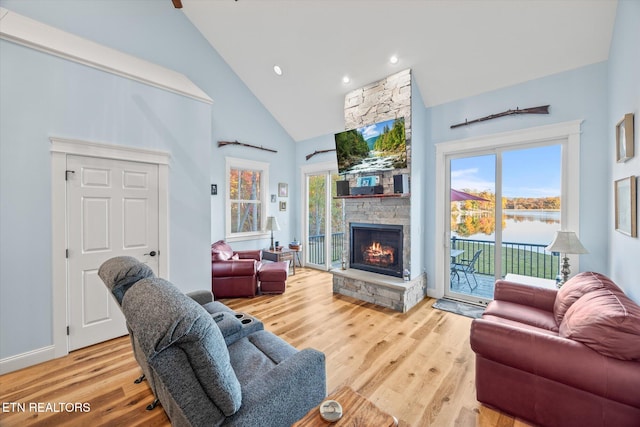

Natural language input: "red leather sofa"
[211,240,262,298]
[470,272,640,427]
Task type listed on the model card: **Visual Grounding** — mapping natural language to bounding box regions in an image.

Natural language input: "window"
[226,157,269,241]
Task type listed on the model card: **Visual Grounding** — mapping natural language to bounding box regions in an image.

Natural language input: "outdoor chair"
[451,249,482,291]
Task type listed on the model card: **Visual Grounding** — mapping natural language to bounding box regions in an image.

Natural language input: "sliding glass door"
[445,144,562,304]
[447,154,497,304]
[305,172,344,270]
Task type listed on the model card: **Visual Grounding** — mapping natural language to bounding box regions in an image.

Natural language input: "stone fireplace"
[350,223,403,278]
[331,68,427,313]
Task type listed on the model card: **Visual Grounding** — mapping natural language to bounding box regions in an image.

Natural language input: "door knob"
[145,251,157,257]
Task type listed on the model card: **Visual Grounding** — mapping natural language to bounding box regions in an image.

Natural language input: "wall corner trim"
[0,7,213,105]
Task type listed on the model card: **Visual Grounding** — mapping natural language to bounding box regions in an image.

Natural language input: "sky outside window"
[451,145,561,198]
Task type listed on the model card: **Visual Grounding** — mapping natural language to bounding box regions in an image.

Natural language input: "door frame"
[300,160,339,270]
[50,137,170,358]
[434,120,583,300]
[444,150,500,305]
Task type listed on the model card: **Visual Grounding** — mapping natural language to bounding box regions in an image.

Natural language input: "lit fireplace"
[350,223,403,278]
[362,241,395,267]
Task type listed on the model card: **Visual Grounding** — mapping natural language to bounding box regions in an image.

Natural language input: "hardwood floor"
[0,268,532,426]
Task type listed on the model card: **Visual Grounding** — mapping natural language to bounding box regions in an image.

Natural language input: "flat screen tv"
[334,117,407,174]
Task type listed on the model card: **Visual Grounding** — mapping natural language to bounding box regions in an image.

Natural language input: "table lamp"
[545,231,588,285]
[265,216,280,251]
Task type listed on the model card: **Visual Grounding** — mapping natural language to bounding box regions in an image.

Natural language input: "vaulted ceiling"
[182,0,617,142]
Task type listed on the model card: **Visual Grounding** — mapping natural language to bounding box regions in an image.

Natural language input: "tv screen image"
[334,117,407,174]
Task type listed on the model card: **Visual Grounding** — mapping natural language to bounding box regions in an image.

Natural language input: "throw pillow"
[553,272,620,324]
[559,288,640,361]
[212,240,234,261]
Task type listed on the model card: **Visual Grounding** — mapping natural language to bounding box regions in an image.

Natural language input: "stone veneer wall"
[344,68,412,151]
[332,68,427,312]
[332,269,427,313]
[344,197,410,273]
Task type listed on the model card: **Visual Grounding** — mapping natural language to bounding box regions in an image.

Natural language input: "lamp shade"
[265,216,280,232]
[546,231,588,254]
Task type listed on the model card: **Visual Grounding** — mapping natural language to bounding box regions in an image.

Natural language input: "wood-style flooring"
[0,268,532,426]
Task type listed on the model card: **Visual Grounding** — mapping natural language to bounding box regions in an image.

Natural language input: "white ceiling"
[182,0,617,142]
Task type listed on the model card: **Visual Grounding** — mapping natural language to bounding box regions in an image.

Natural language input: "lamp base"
[270,232,275,251]
[559,255,571,286]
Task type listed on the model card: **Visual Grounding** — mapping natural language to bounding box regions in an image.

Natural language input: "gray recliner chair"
[98,256,262,410]
[99,256,326,427]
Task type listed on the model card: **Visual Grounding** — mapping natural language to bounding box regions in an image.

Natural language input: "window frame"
[433,120,583,300]
[225,157,269,242]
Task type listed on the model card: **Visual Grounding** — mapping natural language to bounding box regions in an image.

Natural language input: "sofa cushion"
[480,314,559,337]
[212,240,235,261]
[559,287,640,361]
[554,272,621,324]
[484,300,559,332]
[227,330,299,386]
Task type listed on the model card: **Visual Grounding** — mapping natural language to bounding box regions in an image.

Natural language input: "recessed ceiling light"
[389,55,399,65]
[342,75,350,84]
[273,65,283,76]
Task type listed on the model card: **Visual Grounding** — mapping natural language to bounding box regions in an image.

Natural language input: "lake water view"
[452,209,560,245]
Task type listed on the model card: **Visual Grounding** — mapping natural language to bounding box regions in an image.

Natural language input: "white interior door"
[67,155,159,350]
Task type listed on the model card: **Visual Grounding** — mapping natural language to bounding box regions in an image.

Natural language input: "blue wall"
[608,0,640,301]
[0,0,295,361]
[425,62,610,285]
[294,133,338,243]
[0,37,211,359]
[0,0,297,249]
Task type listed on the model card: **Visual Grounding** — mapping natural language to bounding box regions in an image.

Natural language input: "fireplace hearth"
[350,223,403,278]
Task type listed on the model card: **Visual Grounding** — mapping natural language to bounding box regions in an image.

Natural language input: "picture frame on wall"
[616,113,634,163]
[614,176,637,237]
[278,182,288,197]
[279,201,287,212]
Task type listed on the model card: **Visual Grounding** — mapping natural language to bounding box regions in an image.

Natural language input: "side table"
[290,246,303,268]
[292,386,398,426]
[262,248,295,275]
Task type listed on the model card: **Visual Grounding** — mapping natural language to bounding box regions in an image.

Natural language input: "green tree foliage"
[505,196,560,210]
[451,190,560,237]
[374,117,406,153]
[335,129,369,171]
[229,168,261,232]
[307,175,326,237]
[307,174,345,238]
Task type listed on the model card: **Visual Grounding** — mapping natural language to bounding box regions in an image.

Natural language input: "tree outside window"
[226,158,269,240]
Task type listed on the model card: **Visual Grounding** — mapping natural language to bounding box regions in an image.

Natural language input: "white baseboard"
[426,288,444,300]
[0,345,56,375]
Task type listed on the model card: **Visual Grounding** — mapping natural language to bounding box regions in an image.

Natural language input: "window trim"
[225,157,270,242]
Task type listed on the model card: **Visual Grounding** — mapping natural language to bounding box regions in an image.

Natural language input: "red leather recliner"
[211,240,262,298]
[470,272,640,427]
